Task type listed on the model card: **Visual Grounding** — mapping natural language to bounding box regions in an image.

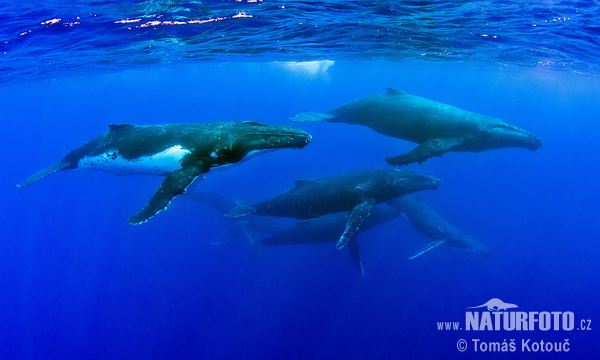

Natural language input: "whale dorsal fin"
[108,124,135,132]
[386,88,406,95]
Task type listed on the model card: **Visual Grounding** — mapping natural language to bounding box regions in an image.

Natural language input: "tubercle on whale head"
[232,122,312,153]
[390,170,442,195]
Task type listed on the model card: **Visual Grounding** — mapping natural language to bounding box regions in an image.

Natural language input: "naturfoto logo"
[468,298,517,311]
[465,298,574,331]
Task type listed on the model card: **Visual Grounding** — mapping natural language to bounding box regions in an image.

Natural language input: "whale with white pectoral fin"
[17,122,312,224]
[226,169,442,250]
[387,195,492,259]
[291,88,543,166]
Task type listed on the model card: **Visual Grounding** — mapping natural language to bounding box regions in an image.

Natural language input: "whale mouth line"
[488,126,543,151]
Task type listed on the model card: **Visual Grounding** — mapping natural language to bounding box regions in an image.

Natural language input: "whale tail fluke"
[240,221,261,257]
[225,197,256,218]
[347,237,364,277]
[408,240,445,260]
[17,161,73,188]
[290,111,333,123]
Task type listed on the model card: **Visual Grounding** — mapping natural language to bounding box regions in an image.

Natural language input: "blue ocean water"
[2,1,600,359]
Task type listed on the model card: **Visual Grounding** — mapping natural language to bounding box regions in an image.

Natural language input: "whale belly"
[78,145,191,176]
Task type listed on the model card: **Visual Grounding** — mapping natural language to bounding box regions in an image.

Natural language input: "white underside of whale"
[78,145,191,176]
[77,146,276,177]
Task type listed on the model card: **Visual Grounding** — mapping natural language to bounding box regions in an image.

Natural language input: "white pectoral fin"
[408,240,445,260]
[336,198,375,250]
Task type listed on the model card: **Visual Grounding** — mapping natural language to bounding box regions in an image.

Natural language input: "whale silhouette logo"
[467,298,518,311]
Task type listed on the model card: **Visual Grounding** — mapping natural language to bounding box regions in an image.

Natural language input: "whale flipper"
[408,240,445,260]
[290,111,334,123]
[347,237,364,277]
[17,161,73,188]
[336,198,376,250]
[387,136,465,167]
[128,164,204,224]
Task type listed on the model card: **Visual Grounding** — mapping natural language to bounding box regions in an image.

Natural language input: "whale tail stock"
[17,161,73,188]
[225,197,257,218]
[289,111,334,123]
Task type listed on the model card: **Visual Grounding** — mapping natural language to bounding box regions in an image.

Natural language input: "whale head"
[464,235,494,258]
[484,121,543,151]
[387,170,442,198]
[226,122,312,159]
[447,234,494,258]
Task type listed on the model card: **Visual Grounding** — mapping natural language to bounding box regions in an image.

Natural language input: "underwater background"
[1,1,600,359]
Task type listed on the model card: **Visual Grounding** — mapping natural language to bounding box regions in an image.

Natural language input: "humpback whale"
[226,169,442,249]
[257,205,402,276]
[291,88,542,166]
[17,122,312,224]
[387,195,492,259]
